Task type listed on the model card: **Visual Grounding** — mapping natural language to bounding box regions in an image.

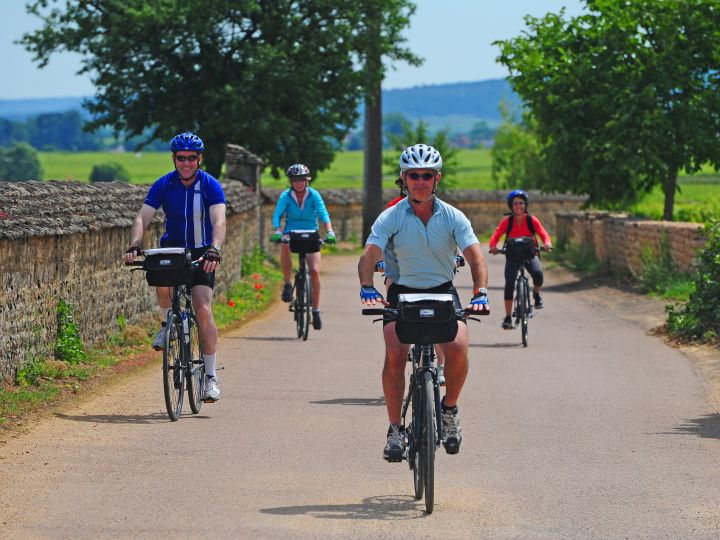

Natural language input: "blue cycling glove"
[470,288,489,309]
[360,285,383,302]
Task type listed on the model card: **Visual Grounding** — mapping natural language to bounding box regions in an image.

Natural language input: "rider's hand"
[326,231,336,245]
[360,285,386,306]
[543,243,553,252]
[202,247,221,272]
[125,245,142,263]
[468,288,490,314]
[489,246,499,255]
[270,232,282,244]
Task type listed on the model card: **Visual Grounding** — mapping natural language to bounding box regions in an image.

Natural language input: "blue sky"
[2,0,585,100]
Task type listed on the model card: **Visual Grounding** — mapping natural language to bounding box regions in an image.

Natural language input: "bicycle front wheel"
[186,313,205,414]
[301,271,312,341]
[294,275,306,339]
[420,371,436,514]
[521,278,530,347]
[163,313,185,421]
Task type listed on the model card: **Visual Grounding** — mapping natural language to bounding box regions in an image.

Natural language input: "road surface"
[1,253,719,538]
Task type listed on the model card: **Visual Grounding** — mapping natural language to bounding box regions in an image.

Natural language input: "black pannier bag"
[289,230,322,254]
[504,235,536,261]
[395,293,458,345]
[143,248,193,287]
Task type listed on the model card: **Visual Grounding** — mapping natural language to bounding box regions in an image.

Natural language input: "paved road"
[2,253,720,539]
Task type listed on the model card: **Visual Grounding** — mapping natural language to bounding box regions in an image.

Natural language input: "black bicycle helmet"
[170,132,204,153]
[507,189,529,210]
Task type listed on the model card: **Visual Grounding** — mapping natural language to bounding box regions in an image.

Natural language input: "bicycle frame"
[402,343,443,450]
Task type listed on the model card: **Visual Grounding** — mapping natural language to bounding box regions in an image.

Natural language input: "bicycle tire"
[521,278,530,347]
[186,313,205,414]
[163,313,184,421]
[420,371,436,514]
[294,274,305,338]
[301,270,312,341]
[410,376,424,500]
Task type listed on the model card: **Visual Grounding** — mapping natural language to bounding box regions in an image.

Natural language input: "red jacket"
[489,213,551,249]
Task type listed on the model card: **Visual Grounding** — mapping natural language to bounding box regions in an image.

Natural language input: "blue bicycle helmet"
[507,189,529,210]
[170,132,204,153]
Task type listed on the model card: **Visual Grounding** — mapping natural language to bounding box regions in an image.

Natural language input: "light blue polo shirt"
[367,197,478,288]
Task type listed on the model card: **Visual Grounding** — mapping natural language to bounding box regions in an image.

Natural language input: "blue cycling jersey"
[145,170,226,248]
[272,187,331,232]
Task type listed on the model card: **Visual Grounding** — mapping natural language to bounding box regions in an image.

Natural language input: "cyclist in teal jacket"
[270,164,335,330]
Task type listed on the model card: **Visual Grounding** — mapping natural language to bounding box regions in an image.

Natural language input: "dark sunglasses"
[407,172,436,181]
[175,154,198,163]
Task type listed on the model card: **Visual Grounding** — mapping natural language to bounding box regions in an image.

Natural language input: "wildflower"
[227,299,236,307]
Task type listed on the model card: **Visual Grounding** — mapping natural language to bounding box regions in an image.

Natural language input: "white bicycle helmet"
[286,163,310,178]
[399,144,442,171]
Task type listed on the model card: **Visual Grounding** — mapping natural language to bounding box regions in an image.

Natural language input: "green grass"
[629,174,720,222]
[39,151,172,184]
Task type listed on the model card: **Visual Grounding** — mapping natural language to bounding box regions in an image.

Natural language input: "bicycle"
[127,247,206,421]
[363,295,482,514]
[500,237,548,348]
[282,230,325,341]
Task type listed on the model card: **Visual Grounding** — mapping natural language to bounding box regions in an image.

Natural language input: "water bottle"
[182,313,190,344]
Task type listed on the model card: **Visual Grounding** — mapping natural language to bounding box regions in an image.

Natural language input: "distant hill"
[0,78,521,131]
[0,97,88,121]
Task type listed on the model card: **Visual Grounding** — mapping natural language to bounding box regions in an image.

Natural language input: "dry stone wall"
[555,211,706,274]
[0,181,258,381]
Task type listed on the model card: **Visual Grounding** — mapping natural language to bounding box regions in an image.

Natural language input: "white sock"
[203,354,217,378]
[159,306,171,323]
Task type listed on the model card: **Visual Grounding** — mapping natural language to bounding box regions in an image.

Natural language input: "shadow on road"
[310,397,385,406]
[469,342,524,349]
[664,414,720,439]
[54,412,208,424]
[261,494,426,520]
[225,336,298,342]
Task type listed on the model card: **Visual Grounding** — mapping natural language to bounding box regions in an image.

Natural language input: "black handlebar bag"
[395,293,458,345]
[143,248,193,287]
[289,230,322,254]
[505,236,536,262]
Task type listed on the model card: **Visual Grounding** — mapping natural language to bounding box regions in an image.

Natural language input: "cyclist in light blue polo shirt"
[358,143,490,462]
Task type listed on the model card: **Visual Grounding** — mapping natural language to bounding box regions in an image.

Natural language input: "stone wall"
[555,211,706,274]
[0,181,259,381]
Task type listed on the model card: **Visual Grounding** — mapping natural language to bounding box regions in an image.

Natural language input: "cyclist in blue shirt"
[124,132,226,402]
[358,143,490,462]
[270,164,336,330]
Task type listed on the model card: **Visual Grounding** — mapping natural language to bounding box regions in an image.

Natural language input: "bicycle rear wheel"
[163,313,184,421]
[410,379,424,500]
[186,313,205,414]
[420,371,436,514]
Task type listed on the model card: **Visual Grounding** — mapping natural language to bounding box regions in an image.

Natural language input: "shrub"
[55,300,86,364]
[0,142,43,181]
[90,162,130,182]
[666,219,720,342]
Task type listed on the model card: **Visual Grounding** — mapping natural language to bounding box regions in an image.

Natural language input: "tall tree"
[353,0,420,242]
[21,1,417,179]
[495,0,720,219]
[0,142,43,182]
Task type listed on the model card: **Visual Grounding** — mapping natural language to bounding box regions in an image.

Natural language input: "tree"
[0,142,43,182]
[491,102,548,190]
[495,0,720,219]
[90,162,130,182]
[383,119,459,193]
[21,1,418,178]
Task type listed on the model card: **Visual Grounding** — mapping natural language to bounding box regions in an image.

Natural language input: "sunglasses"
[407,172,436,181]
[291,177,309,183]
[175,154,198,163]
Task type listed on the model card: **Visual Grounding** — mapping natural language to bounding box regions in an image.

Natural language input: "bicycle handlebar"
[362,307,485,321]
[497,245,551,255]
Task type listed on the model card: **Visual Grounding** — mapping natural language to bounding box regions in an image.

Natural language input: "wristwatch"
[211,244,222,252]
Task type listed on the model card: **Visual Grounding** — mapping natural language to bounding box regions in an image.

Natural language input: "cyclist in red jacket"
[489,190,552,330]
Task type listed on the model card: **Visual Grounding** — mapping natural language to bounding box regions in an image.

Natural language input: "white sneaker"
[151,325,166,350]
[437,364,446,386]
[203,376,221,403]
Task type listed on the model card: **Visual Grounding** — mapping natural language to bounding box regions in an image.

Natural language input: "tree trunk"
[363,91,383,244]
[662,169,677,221]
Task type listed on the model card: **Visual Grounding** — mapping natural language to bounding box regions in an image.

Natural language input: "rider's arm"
[209,203,227,249]
[462,243,489,294]
[488,217,509,251]
[129,204,157,248]
[272,192,289,231]
[358,244,383,287]
[530,215,553,248]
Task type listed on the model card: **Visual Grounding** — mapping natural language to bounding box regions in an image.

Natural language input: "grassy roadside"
[0,248,284,429]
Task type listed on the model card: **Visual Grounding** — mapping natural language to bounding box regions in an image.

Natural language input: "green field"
[37,149,718,220]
